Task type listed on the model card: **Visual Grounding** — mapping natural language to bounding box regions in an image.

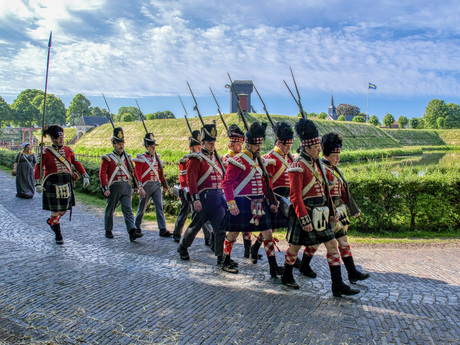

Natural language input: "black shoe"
[229,258,239,268]
[221,255,238,274]
[205,238,211,246]
[159,229,172,238]
[243,239,252,258]
[172,234,181,243]
[249,242,261,264]
[300,266,317,278]
[281,263,299,289]
[268,256,284,278]
[349,271,370,284]
[129,228,142,242]
[105,231,114,239]
[293,257,301,269]
[52,224,64,245]
[217,256,223,266]
[332,283,360,297]
[136,228,143,235]
[177,245,190,260]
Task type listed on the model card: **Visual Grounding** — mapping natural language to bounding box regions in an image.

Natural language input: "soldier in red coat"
[177,123,230,272]
[282,119,359,297]
[222,122,283,277]
[99,127,145,242]
[34,125,90,244]
[300,133,370,284]
[133,132,171,238]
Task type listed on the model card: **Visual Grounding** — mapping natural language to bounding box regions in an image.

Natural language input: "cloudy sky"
[1,0,460,120]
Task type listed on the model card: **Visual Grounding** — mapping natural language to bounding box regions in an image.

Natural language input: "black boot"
[249,240,262,264]
[51,223,64,245]
[268,256,284,278]
[221,254,238,274]
[330,265,360,297]
[243,239,252,258]
[299,253,317,278]
[159,228,172,238]
[293,256,301,268]
[129,228,143,242]
[342,256,370,284]
[209,232,215,253]
[177,245,190,260]
[136,228,143,236]
[281,263,299,289]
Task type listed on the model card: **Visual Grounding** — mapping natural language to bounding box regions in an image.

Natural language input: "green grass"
[383,129,445,146]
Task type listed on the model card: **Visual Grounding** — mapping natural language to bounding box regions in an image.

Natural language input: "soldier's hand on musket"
[302,223,313,232]
[193,200,202,212]
[269,202,279,213]
[103,190,111,198]
[138,187,146,199]
[163,185,170,192]
[329,214,339,223]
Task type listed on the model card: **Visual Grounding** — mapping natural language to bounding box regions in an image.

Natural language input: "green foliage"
[121,113,134,122]
[424,99,449,129]
[153,111,175,119]
[383,113,395,128]
[398,116,408,128]
[11,93,39,127]
[0,96,12,127]
[337,115,346,121]
[445,103,460,128]
[435,129,460,145]
[115,106,140,122]
[90,106,108,117]
[352,116,365,123]
[369,115,380,126]
[67,94,91,125]
[437,117,445,129]
[383,129,445,146]
[317,112,327,120]
[409,117,419,129]
[336,104,360,116]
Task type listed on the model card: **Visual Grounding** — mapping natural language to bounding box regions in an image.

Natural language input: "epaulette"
[178,156,189,164]
[287,161,303,173]
[101,154,111,162]
[227,158,246,171]
[263,158,276,166]
[188,153,202,162]
[132,153,144,163]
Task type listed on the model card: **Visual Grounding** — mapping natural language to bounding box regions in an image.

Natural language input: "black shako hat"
[112,127,125,143]
[143,132,157,146]
[245,122,267,145]
[227,124,244,143]
[322,132,343,156]
[294,118,320,147]
[43,125,64,139]
[189,130,201,147]
[274,121,294,144]
[200,123,218,142]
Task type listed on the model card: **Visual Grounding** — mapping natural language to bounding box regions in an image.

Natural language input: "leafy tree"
[337,115,346,121]
[30,93,66,126]
[383,113,395,128]
[423,99,449,129]
[121,113,134,122]
[67,94,91,125]
[317,112,327,120]
[307,112,316,118]
[409,118,419,129]
[154,110,175,119]
[417,118,425,129]
[146,113,155,120]
[369,115,380,126]
[398,116,408,128]
[90,106,109,117]
[0,96,12,128]
[352,116,365,123]
[445,103,460,128]
[436,117,445,129]
[336,104,360,116]
[11,93,39,127]
[297,111,307,118]
[114,106,139,122]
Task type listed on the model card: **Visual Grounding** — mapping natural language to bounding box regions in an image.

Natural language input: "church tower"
[327,92,337,120]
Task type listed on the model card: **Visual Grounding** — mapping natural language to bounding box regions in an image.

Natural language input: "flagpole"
[366,83,369,123]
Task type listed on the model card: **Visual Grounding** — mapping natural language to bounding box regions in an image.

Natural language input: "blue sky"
[1,0,460,121]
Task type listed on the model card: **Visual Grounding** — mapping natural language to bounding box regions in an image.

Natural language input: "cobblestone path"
[0,171,459,344]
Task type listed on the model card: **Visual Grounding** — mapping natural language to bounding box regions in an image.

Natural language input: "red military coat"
[99,150,140,188]
[288,152,326,226]
[133,152,165,185]
[186,149,224,200]
[178,155,189,189]
[222,149,237,168]
[263,146,293,192]
[34,145,86,181]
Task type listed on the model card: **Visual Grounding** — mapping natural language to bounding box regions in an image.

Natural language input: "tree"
[336,104,360,117]
[154,110,175,119]
[383,113,395,128]
[0,96,12,128]
[121,113,134,122]
[317,112,327,120]
[11,93,39,127]
[369,115,380,126]
[352,116,365,123]
[337,115,346,121]
[445,103,460,128]
[398,116,408,128]
[146,113,155,120]
[307,112,316,118]
[436,117,445,129]
[417,118,425,129]
[297,111,307,118]
[90,106,107,117]
[67,94,91,125]
[114,106,139,122]
[423,99,449,129]
[409,118,419,129]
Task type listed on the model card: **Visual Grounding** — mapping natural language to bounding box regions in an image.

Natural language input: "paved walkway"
[0,170,459,344]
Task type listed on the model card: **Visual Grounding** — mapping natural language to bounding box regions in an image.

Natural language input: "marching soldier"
[34,125,90,244]
[177,123,228,271]
[300,133,370,283]
[99,127,145,242]
[133,132,171,238]
[282,118,359,297]
[172,130,212,245]
[222,122,283,277]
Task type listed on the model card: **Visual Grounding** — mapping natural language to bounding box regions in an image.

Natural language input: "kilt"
[271,188,290,229]
[286,202,334,246]
[334,225,348,239]
[42,173,75,212]
[224,196,272,232]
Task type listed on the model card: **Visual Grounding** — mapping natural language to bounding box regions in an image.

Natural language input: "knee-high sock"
[223,236,236,256]
[263,239,276,257]
[339,244,352,258]
[327,252,341,267]
[303,245,318,258]
[48,215,61,226]
[285,247,297,266]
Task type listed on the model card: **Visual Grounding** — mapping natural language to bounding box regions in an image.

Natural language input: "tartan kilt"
[286,207,335,246]
[271,187,289,229]
[42,173,75,212]
[334,226,348,239]
[224,196,272,232]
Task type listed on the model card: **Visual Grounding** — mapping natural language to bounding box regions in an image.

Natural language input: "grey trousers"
[173,189,212,240]
[180,189,225,257]
[135,181,166,230]
[104,182,135,233]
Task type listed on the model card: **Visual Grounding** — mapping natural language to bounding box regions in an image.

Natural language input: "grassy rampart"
[383,129,445,146]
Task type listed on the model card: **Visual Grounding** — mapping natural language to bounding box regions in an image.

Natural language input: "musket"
[39,31,52,184]
[135,99,169,190]
[253,83,295,163]
[227,73,277,206]
[178,95,193,135]
[102,93,139,189]
[209,87,229,134]
[285,67,336,216]
[186,82,226,177]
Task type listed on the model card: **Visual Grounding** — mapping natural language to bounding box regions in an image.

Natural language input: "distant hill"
[383,129,445,146]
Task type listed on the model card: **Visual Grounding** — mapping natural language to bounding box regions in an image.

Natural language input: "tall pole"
[366,84,370,123]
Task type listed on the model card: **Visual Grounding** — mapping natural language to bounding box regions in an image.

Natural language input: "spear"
[178,95,193,135]
[209,87,229,134]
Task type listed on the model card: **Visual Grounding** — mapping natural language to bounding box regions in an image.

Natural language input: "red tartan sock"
[339,244,352,258]
[263,239,275,257]
[223,238,236,255]
[285,248,297,265]
[242,232,251,241]
[256,232,264,243]
[48,215,61,226]
[303,245,318,258]
[327,252,341,267]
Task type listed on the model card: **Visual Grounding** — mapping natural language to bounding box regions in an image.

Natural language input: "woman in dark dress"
[12,143,36,199]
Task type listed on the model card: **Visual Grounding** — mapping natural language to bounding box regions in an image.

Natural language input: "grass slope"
[383,129,445,146]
